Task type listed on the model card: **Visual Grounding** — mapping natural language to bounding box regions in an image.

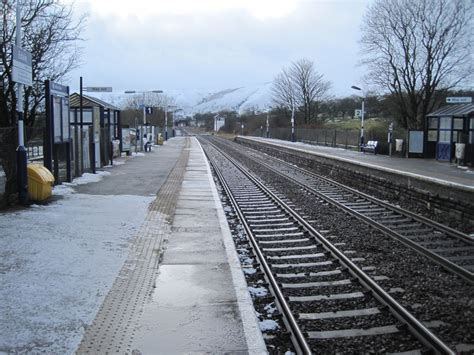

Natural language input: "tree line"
[270,0,472,130]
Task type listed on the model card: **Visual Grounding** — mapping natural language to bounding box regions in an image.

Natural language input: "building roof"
[69,93,120,111]
[427,103,474,117]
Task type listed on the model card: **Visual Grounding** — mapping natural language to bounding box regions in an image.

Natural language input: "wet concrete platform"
[130,139,266,354]
[77,137,266,354]
[239,136,474,190]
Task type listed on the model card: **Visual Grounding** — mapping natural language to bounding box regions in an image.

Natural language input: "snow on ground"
[86,83,273,116]
[0,176,154,353]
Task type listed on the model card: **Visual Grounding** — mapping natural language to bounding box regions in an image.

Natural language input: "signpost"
[388,122,393,157]
[13,3,32,205]
[12,45,32,86]
[446,97,472,104]
[84,87,113,92]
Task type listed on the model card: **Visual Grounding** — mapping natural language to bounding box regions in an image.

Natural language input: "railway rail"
[209,136,474,284]
[199,136,455,354]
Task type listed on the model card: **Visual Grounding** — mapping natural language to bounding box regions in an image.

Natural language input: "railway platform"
[0,136,266,354]
[239,136,474,190]
[76,136,266,354]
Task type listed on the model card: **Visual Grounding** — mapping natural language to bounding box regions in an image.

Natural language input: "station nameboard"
[12,45,32,86]
[47,81,70,143]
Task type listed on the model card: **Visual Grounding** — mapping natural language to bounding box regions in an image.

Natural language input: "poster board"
[121,128,131,151]
[49,82,70,143]
[93,107,100,144]
[408,130,424,158]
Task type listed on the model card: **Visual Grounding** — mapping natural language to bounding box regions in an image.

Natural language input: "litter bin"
[27,164,55,201]
[395,139,404,152]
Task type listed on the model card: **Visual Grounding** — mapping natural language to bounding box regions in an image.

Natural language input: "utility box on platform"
[27,164,55,201]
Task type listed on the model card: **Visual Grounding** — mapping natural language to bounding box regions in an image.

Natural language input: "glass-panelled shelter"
[425,103,474,164]
[69,93,121,169]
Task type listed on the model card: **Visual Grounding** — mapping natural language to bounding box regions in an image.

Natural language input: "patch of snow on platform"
[103,161,126,168]
[53,184,75,196]
[0,193,153,354]
[51,171,111,196]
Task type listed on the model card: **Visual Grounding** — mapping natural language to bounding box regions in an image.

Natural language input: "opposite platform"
[239,136,474,190]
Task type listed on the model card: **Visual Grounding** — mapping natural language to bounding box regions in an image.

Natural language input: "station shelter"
[69,93,121,171]
[425,103,474,164]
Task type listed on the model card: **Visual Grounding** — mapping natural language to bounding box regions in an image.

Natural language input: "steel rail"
[202,137,455,354]
[235,146,474,284]
[256,143,474,245]
[204,148,312,355]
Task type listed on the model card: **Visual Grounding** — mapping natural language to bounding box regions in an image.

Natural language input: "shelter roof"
[70,93,120,111]
[427,103,474,117]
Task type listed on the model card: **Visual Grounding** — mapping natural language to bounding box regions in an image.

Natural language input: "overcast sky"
[66,0,370,97]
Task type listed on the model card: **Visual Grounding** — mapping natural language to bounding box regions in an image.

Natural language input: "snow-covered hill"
[85,82,274,117]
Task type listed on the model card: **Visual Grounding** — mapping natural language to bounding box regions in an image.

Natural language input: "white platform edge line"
[241,136,474,192]
[194,137,268,355]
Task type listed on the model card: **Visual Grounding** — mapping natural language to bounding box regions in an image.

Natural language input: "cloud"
[67,0,369,96]
[85,0,302,20]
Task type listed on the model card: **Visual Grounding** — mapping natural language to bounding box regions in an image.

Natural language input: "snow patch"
[259,319,279,331]
[69,171,111,186]
[248,286,268,297]
[0,193,154,354]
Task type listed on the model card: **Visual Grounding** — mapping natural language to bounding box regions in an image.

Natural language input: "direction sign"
[84,87,113,92]
[12,45,32,86]
[446,97,472,104]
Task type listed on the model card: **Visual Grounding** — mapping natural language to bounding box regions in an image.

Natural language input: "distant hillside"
[85,83,274,116]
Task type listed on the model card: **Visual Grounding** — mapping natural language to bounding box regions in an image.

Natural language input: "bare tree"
[360,0,473,129]
[0,0,84,206]
[290,59,331,124]
[271,68,297,115]
[124,93,176,111]
[271,59,331,124]
[123,91,176,125]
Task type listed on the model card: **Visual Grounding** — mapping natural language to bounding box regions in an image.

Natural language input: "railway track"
[199,136,455,354]
[209,136,474,283]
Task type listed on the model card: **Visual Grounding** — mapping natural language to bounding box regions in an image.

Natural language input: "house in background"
[214,114,225,132]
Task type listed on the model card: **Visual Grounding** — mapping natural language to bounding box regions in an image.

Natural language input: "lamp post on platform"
[125,89,163,126]
[351,85,365,150]
[125,90,163,147]
[290,105,295,142]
